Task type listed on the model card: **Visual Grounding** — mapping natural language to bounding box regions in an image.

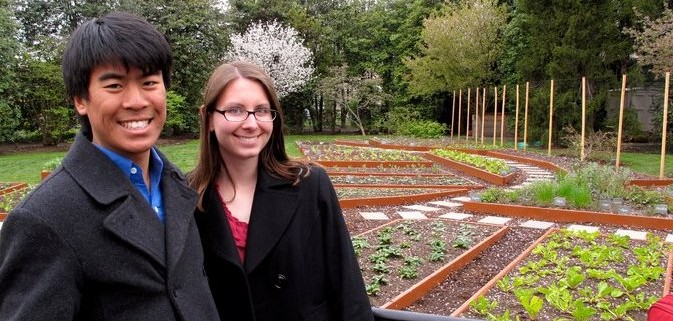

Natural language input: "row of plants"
[335,187,447,200]
[325,164,451,175]
[465,229,671,321]
[477,162,670,215]
[369,137,501,150]
[299,142,424,162]
[430,149,511,175]
[352,220,501,307]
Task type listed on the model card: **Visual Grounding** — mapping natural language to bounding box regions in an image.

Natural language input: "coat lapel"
[199,186,243,268]
[244,170,299,273]
[162,164,199,273]
[64,134,166,268]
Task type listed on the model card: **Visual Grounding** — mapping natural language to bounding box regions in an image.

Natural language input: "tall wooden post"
[458,89,463,139]
[581,77,586,161]
[501,84,506,146]
[451,91,456,139]
[616,75,627,170]
[515,84,520,150]
[493,86,498,146]
[661,72,670,179]
[548,79,554,156]
[475,87,480,144]
[524,82,529,151]
[481,87,486,144]
[466,88,471,143]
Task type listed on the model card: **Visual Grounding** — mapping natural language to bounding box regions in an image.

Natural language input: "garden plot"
[352,219,507,308]
[456,228,672,321]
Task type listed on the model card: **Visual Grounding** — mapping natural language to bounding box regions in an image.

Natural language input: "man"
[0,12,220,321]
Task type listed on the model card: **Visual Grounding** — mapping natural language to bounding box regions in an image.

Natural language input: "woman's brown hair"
[187,60,312,210]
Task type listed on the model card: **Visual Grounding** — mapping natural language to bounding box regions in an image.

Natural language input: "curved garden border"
[339,188,468,209]
[422,153,517,186]
[0,182,28,196]
[463,201,673,231]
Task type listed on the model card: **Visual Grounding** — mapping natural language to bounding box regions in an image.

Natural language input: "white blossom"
[225,20,314,98]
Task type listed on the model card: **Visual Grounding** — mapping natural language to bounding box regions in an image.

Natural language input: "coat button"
[274,274,287,289]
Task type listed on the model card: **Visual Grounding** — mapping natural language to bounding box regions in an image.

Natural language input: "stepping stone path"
[354,157,673,243]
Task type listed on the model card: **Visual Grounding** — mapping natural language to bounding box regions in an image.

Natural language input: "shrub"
[560,125,617,160]
[42,157,63,171]
[398,120,447,138]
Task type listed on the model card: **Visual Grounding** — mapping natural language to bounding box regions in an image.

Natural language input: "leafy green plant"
[431,149,511,174]
[514,288,543,319]
[42,156,63,171]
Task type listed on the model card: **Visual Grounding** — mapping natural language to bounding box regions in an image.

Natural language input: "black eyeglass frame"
[212,108,278,122]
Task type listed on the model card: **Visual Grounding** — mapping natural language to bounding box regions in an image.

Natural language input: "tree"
[225,19,315,98]
[405,0,507,96]
[0,0,21,142]
[624,4,673,78]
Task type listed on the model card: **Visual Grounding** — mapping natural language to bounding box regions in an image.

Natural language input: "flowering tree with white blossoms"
[225,20,314,98]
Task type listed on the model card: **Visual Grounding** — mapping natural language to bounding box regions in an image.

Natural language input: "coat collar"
[62,133,197,271]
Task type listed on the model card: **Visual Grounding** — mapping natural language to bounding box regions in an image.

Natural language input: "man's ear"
[73,96,88,116]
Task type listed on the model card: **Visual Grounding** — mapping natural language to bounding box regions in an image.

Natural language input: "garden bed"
[352,219,507,309]
[463,201,673,231]
[423,153,517,186]
[454,228,672,321]
[0,182,28,196]
[329,173,480,188]
[337,187,468,209]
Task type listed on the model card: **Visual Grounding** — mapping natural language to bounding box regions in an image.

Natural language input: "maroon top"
[215,183,248,263]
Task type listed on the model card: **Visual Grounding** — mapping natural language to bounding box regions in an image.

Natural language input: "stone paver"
[565,224,600,233]
[478,216,512,225]
[403,204,442,212]
[451,196,472,202]
[439,212,473,220]
[615,229,648,240]
[359,212,389,220]
[519,220,555,229]
[666,234,673,243]
[397,211,428,219]
[429,200,463,208]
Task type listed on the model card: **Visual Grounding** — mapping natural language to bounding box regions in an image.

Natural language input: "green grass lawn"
[0,134,669,185]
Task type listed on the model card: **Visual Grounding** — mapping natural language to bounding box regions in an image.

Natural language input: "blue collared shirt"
[95,145,165,223]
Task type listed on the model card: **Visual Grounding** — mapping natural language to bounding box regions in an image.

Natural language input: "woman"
[188,61,374,321]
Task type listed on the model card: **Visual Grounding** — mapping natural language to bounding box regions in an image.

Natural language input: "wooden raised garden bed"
[353,219,508,310]
[317,160,434,168]
[463,201,673,231]
[453,228,672,320]
[422,153,517,186]
[0,182,28,196]
[338,187,468,209]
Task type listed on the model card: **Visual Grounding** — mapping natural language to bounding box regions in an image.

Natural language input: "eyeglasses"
[213,108,277,122]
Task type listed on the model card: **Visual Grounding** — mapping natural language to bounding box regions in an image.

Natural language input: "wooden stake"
[660,72,670,179]
[481,87,486,144]
[475,87,480,144]
[501,84,506,146]
[524,82,529,151]
[493,86,498,146]
[548,79,554,156]
[581,77,586,161]
[451,91,456,140]
[466,88,471,143]
[515,84,520,150]
[458,89,463,139]
[616,74,627,170]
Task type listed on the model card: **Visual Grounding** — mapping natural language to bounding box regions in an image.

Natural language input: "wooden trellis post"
[660,72,670,179]
[458,89,463,139]
[501,84,506,146]
[451,91,456,139]
[466,88,471,143]
[581,77,586,161]
[548,79,554,156]
[481,87,486,145]
[493,86,498,146]
[616,75,627,170]
[515,84,520,150]
[524,82,529,151]
[475,87,480,144]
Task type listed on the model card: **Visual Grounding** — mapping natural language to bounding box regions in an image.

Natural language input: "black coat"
[196,166,374,321]
[0,134,220,321]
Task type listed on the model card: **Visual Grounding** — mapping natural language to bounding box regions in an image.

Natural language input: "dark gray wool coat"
[0,133,220,321]
[196,166,374,321]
